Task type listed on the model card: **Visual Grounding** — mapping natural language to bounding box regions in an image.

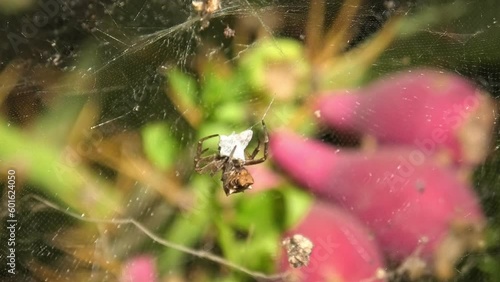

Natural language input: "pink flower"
[121,255,157,282]
[315,69,496,166]
[280,200,386,282]
[271,131,485,279]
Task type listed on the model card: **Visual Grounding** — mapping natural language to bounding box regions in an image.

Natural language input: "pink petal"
[121,255,157,282]
[281,201,386,282]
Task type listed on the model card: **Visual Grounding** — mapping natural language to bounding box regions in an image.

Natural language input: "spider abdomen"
[222,167,254,196]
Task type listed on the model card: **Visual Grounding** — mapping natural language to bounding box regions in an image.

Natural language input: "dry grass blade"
[315,0,362,64]
[305,0,326,60]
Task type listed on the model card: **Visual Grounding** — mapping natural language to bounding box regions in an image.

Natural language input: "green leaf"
[216,213,280,274]
[233,190,284,232]
[142,122,179,170]
[202,71,235,107]
[0,118,121,217]
[158,210,210,271]
[479,254,500,281]
[167,68,198,109]
[239,38,309,97]
[239,231,280,272]
[280,185,313,229]
[213,191,285,275]
[158,180,214,272]
[213,102,247,125]
[215,218,239,262]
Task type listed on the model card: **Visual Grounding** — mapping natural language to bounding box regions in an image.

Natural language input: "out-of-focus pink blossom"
[271,131,485,279]
[121,255,157,282]
[280,200,386,282]
[315,69,496,166]
[246,165,283,192]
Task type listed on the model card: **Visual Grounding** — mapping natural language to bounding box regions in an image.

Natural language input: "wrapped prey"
[315,69,496,166]
[280,200,386,282]
[271,131,486,279]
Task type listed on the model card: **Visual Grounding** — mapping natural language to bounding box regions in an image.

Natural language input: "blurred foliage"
[472,142,500,282]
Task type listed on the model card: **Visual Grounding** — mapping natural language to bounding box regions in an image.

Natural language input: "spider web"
[1,0,500,281]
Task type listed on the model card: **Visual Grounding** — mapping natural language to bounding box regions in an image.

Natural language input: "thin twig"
[29,194,290,281]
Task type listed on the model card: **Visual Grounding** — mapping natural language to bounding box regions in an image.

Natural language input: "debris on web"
[282,234,314,268]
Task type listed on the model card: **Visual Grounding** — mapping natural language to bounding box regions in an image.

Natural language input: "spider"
[194,121,269,196]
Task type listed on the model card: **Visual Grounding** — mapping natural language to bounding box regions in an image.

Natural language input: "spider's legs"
[197,134,219,151]
[194,134,220,172]
[245,120,269,166]
[195,134,219,161]
[247,139,261,160]
[194,154,221,175]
